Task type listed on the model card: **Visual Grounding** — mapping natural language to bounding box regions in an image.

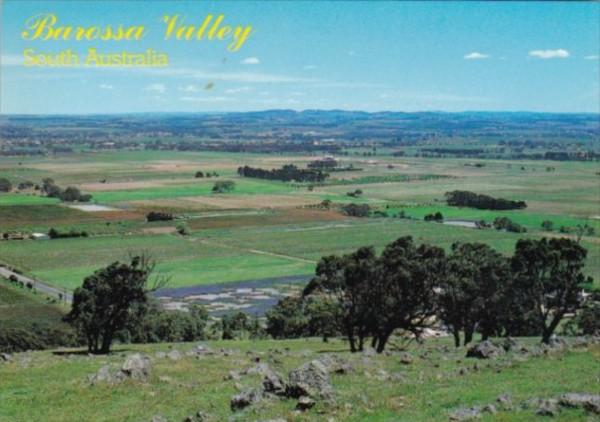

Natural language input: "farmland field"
[1,145,599,296]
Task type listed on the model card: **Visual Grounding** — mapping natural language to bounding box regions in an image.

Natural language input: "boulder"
[120,353,152,382]
[230,389,263,411]
[182,411,208,422]
[287,360,334,401]
[558,393,600,414]
[262,366,286,396]
[151,415,167,422]
[496,394,513,410]
[296,396,316,411]
[535,399,559,417]
[224,370,241,381]
[399,352,413,365]
[448,406,482,421]
[466,341,505,359]
[88,364,115,385]
[316,354,353,374]
[167,350,182,361]
[0,353,12,362]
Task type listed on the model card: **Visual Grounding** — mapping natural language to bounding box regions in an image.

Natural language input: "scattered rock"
[496,394,513,410]
[188,343,213,357]
[262,367,286,396]
[316,354,353,374]
[466,341,505,359]
[558,393,600,414]
[88,364,114,385]
[182,410,208,422]
[230,389,263,411]
[501,337,520,352]
[224,370,241,381]
[0,353,12,362]
[449,406,481,421]
[167,350,182,361]
[535,399,559,417]
[155,352,167,359]
[287,360,334,401]
[482,404,496,414]
[120,353,152,382]
[399,352,413,365]
[296,396,316,411]
[151,415,167,422]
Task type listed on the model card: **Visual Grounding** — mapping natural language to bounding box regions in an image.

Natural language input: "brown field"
[187,208,347,230]
[184,194,320,209]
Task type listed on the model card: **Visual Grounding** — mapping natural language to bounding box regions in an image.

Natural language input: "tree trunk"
[376,329,393,353]
[464,326,474,346]
[453,329,461,348]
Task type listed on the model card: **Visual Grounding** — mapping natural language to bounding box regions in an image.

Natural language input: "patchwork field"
[1,150,599,296]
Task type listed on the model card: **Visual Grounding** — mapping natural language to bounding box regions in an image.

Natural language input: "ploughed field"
[1,150,599,297]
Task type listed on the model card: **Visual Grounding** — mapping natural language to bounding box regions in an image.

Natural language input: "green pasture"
[92,178,295,203]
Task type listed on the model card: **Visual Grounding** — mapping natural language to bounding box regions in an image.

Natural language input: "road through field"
[0,266,72,303]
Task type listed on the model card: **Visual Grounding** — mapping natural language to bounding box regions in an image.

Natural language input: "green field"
[1,151,598,293]
[0,337,598,421]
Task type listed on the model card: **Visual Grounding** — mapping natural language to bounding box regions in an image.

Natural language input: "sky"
[1,1,599,114]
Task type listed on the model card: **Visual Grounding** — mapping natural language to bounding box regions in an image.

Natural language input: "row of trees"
[445,190,526,210]
[267,236,590,352]
[237,165,329,183]
[42,178,92,202]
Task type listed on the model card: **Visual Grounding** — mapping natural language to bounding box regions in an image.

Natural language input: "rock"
[224,370,241,381]
[466,341,505,359]
[558,393,600,414]
[448,406,482,421]
[316,354,353,374]
[362,348,376,357]
[262,367,286,396]
[496,394,513,410]
[230,389,263,411]
[482,404,497,414]
[188,343,212,357]
[167,350,182,361]
[547,336,566,349]
[399,352,413,365]
[287,360,334,401]
[245,362,272,376]
[0,353,12,362]
[155,352,167,359]
[535,399,559,417]
[182,411,208,422]
[375,369,391,381]
[88,364,114,385]
[120,353,152,382]
[296,396,316,411]
[501,337,520,352]
[151,415,167,422]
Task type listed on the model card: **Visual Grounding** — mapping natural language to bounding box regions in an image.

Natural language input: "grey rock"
[287,360,334,400]
[183,411,208,422]
[558,393,600,414]
[449,406,482,421]
[224,370,241,381]
[501,337,520,352]
[155,352,167,359]
[151,415,167,422]
[88,364,114,385]
[482,404,497,414]
[399,352,413,365]
[120,353,151,381]
[316,354,353,374]
[167,350,182,361]
[262,367,286,396]
[466,340,505,359]
[296,396,316,411]
[230,388,263,411]
[496,394,513,410]
[536,399,559,417]
[0,353,12,362]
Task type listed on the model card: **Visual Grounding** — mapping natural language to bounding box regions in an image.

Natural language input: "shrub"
[146,211,174,222]
[212,181,235,193]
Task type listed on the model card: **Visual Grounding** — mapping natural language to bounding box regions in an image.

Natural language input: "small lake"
[442,220,478,228]
[153,274,312,316]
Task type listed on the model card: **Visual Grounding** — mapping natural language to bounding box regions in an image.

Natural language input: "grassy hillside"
[0,337,598,421]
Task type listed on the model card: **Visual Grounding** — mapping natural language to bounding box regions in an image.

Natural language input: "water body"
[442,220,478,228]
[153,274,312,316]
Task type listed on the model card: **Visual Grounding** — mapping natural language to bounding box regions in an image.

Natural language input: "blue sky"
[1,1,598,114]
